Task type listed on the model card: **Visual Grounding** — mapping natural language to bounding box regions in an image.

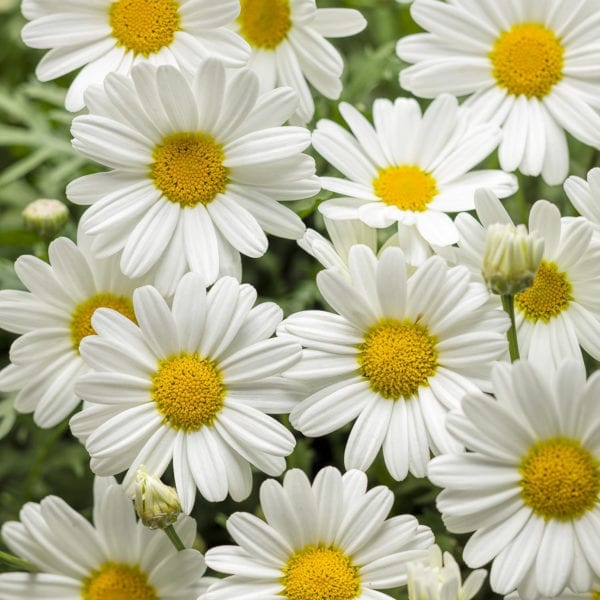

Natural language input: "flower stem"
[501,294,520,362]
[0,551,37,572]
[164,525,185,551]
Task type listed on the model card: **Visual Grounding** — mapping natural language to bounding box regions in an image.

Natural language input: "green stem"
[501,294,520,362]
[163,525,185,552]
[0,551,37,572]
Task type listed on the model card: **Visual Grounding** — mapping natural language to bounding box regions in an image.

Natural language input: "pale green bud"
[22,199,69,240]
[482,223,544,295]
[134,466,181,530]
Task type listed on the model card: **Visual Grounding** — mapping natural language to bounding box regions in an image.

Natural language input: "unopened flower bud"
[482,223,544,295]
[22,199,69,240]
[134,466,181,530]
[408,545,486,600]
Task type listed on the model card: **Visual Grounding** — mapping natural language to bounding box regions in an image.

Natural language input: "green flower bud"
[22,199,69,240]
[134,466,181,530]
[482,223,544,296]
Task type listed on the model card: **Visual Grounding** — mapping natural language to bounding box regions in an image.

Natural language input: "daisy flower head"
[0,476,210,600]
[407,545,487,600]
[451,189,600,371]
[428,359,600,598]
[279,244,509,480]
[312,94,518,248]
[70,272,302,512]
[67,59,319,296]
[204,466,435,600]
[565,167,600,239]
[0,228,149,428]
[397,0,600,185]
[233,0,367,124]
[20,0,250,112]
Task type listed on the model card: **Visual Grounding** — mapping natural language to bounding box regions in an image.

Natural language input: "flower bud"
[482,223,543,295]
[134,466,181,530]
[408,546,486,600]
[22,199,69,240]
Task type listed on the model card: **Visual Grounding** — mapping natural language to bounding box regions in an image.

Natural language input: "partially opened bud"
[134,466,181,530]
[482,223,544,295]
[22,198,69,240]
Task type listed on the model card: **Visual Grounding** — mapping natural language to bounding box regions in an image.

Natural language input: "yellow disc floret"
[490,23,564,99]
[70,293,136,350]
[357,319,438,400]
[152,353,225,431]
[514,261,572,322]
[519,437,600,521]
[151,132,229,207]
[282,545,361,600]
[81,562,158,600]
[238,0,292,50]
[373,165,438,212]
[109,0,181,56]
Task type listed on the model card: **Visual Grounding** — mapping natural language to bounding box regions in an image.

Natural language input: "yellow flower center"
[519,438,600,521]
[490,23,564,99]
[152,353,225,431]
[238,0,292,50]
[514,261,572,322]
[282,545,361,600]
[373,165,438,212]
[81,562,158,600]
[109,0,181,57]
[151,132,229,207]
[70,293,136,350]
[357,319,438,400]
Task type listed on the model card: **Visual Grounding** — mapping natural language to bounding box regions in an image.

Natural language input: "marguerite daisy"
[429,359,600,598]
[0,229,148,428]
[564,167,600,238]
[234,0,367,124]
[449,189,600,370]
[0,476,210,600]
[279,245,509,480]
[70,273,302,512]
[204,466,435,599]
[21,0,249,111]
[67,59,318,295]
[396,0,600,184]
[312,94,517,248]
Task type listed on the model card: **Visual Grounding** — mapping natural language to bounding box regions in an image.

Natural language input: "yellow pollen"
[151,132,229,207]
[152,353,225,431]
[70,293,136,350]
[81,562,158,600]
[357,319,438,400]
[593,592,600,600]
[490,23,564,99]
[109,0,181,57]
[514,261,572,322]
[282,545,361,600]
[373,165,438,212]
[519,438,600,521]
[238,0,292,50]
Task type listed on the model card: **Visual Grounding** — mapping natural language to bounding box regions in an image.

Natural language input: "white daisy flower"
[428,359,600,598]
[312,94,517,248]
[564,167,600,238]
[279,244,509,480]
[407,545,487,600]
[396,0,600,185]
[70,272,302,512]
[204,466,435,599]
[67,59,319,295]
[0,230,148,428]
[233,0,367,124]
[506,590,598,600]
[21,0,250,112]
[0,476,210,600]
[450,189,600,371]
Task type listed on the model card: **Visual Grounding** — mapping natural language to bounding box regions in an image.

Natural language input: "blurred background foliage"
[0,1,597,597]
